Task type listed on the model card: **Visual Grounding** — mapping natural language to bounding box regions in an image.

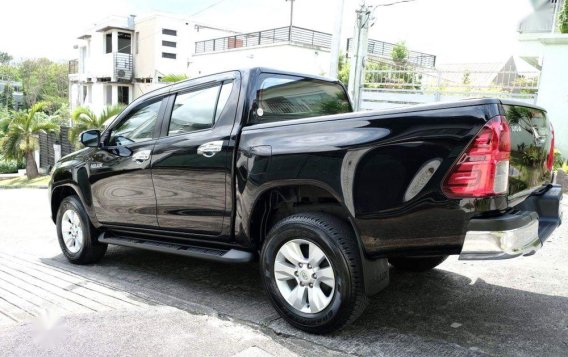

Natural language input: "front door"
[89,97,165,227]
[151,79,237,236]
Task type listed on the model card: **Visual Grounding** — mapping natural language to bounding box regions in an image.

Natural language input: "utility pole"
[286,0,295,40]
[347,4,373,110]
[329,0,345,79]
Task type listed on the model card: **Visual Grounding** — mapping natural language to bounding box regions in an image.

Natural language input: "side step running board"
[98,233,254,263]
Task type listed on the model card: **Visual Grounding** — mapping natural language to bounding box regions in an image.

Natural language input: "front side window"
[109,99,162,145]
[167,82,233,136]
[251,75,352,124]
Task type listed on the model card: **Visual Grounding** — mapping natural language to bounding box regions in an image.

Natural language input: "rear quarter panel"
[237,104,501,257]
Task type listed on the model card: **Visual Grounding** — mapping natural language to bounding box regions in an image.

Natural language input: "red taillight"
[443,115,511,198]
[546,124,554,172]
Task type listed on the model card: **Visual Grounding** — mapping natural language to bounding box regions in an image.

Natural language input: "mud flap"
[362,255,390,296]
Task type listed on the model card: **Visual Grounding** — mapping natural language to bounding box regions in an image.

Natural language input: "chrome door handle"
[132,149,151,163]
[197,141,223,158]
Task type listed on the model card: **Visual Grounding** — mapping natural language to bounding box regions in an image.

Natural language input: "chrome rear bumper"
[459,185,562,260]
[459,216,541,260]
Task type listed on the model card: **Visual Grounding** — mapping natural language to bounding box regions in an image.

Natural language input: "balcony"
[68,53,133,82]
[113,53,133,81]
[347,38,436,68]
[194,26,332,54]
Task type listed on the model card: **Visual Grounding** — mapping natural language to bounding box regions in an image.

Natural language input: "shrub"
[0,159,20,173]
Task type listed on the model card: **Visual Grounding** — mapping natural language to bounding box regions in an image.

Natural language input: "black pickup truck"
[49,68,562,333]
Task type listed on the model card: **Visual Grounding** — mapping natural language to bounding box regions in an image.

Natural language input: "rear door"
[503,103,553,202]
[151,73,240,237]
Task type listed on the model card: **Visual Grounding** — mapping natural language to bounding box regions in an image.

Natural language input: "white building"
[518,0,568,154]
[68,13,235,114]
[68,13,438,118]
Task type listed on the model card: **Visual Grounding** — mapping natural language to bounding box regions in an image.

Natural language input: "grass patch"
[0,175,51,188]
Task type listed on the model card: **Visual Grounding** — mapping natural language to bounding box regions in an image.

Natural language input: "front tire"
[56,196,107,264]
[260,212,367,334]
[388,255,448,272]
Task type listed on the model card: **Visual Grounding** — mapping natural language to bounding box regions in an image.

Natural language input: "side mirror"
[80,129,101,148]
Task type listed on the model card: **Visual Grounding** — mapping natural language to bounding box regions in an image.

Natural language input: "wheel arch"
[247,182,357,250]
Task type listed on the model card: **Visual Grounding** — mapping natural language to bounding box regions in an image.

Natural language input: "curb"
[0,186,48,189]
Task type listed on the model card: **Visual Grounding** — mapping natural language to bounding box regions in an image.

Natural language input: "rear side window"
[167,81,233,136]
[250,74,351,124]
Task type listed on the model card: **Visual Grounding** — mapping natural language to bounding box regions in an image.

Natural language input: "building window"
[118,32,131,54]
[118,86,130,105]
[105,33,112,54]
[135,32,139,54]
[162,40,176,48]
[162,52,176,59]
[162,28,177,36]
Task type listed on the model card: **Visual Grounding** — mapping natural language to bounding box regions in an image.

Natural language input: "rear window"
[250,74,352,124]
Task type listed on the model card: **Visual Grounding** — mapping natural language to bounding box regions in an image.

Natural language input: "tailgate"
[502,103,553,203]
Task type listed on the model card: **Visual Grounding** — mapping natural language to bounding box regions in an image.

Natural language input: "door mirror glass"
[80,129,101,147]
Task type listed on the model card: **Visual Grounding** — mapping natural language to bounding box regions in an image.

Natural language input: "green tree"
[392,41,409,67]
[559,0,568,33]
[0,52,12,65]
[19,58,68,107]
[0,102,59,179]
[161,73,189,83]
[69,105,124,145]
[1,84,14,109]
[337,53,350,86]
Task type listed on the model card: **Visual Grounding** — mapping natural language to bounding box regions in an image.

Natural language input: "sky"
[0,0,534,65]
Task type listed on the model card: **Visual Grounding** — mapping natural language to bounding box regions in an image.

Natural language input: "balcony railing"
[194,26,332,54]
[69,59,78,74]
[347,38,437,68]
[113,53,133,81]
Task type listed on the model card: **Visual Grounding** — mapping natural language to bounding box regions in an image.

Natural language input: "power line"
[190,0,230,17]
[374,0,418,7]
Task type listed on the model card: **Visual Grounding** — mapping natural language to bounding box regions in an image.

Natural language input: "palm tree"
[0,102,60,179]
[69,105,124,145]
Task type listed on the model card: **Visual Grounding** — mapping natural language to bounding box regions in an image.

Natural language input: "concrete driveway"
[1,189,567,356]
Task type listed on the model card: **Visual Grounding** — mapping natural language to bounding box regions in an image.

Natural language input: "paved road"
[1,189,567,356]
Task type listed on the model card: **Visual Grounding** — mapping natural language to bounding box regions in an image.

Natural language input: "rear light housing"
[443,115,511,198]
[545,124,555,172]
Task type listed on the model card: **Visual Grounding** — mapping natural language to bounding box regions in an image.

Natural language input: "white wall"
[189,43,332,78]
[520,33,568,154]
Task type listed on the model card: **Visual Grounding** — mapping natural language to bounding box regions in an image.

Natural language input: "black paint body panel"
[50,67,549,259]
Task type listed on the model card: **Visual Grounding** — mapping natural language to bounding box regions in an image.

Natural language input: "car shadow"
[43,247,568,356]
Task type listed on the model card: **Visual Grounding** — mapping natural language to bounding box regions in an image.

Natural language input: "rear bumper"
[459,185,563,260]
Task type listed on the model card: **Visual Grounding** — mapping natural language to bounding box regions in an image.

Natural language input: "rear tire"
[388,255,448,272]
[260,212,367,334]
[56,196,107,264]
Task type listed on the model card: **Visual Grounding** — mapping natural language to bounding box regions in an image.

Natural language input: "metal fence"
[39,126,74,170]
[347,38,436,68]
[360,68,540,110]
[194,26,332,54]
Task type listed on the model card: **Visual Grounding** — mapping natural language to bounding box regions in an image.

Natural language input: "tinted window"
[109,100,162,145]
[167,82,234,136]
[251,75,351,124]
